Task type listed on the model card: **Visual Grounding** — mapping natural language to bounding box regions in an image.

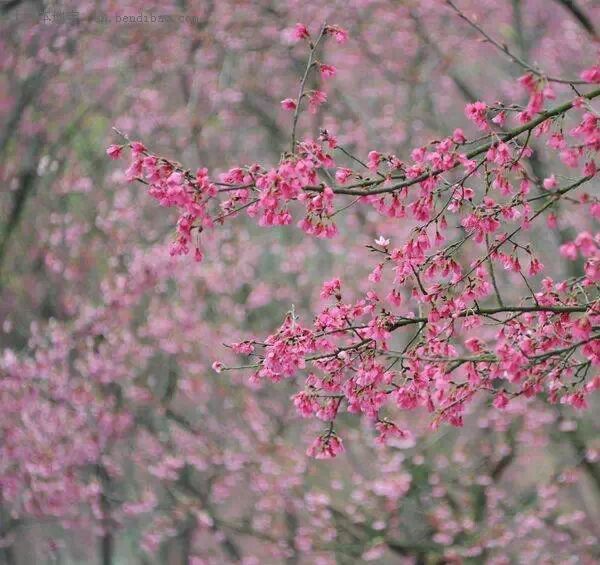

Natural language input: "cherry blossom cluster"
[109,20,600,459]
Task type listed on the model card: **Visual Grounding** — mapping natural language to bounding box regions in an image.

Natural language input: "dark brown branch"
[389,304,595,331]
[305,88,600,196]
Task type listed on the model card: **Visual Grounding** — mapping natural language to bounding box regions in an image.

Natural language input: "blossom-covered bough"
[109,8,600,459]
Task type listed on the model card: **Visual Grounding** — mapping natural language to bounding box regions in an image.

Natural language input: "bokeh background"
[0,0,598,563]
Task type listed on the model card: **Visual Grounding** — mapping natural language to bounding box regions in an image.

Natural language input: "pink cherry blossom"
[281,98,298,110]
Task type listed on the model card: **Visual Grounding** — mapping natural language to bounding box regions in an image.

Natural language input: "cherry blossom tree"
[1,0,599,563]
[110,2,599,451]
